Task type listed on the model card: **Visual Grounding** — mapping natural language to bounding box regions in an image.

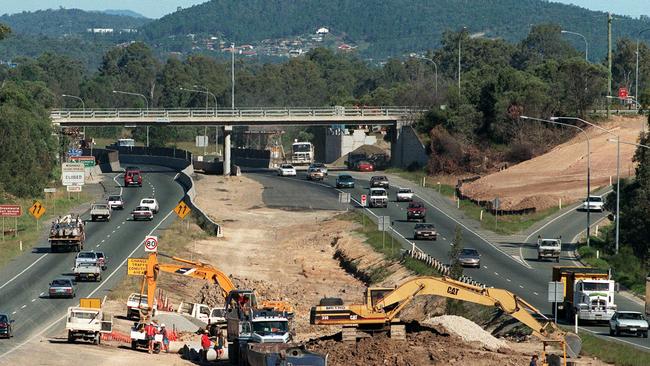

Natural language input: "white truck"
[177,301,226,325]
[130,322,163,353]
[537,236,561,263]
[90,203,111,222]
[74,252,101,281]
[553,266,617,322]
[66,298,112,345]
[126,293,157,319]
[368,188,388,208]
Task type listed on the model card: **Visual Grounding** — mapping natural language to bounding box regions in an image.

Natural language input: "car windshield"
[587,196,602,202]
[540,240,559,246]
[108,196,121,201]
[339,175,352,181]
[142,200,154,204]
[52,279,70,287]
[582,282,609,291]
[415,224,434,229]
[0,315,8,322]
[135,206,149,211]
[78,252,95,259]
[409,202,423,208]
[399,189,412,193]
[461,249,479,256]
[96,252,104,259]
[281,165,293,169]
[252,321,288,334]
[94,204,108,209]
[618,313,645,320]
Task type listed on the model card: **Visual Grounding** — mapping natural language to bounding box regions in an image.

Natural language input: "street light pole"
[522,116,592,246]
[180,86,219,156]
[417,57,438,97]
[553,116,620,253]
[561,30,589,62]
[62,94,86,137]
[231,42,235,110]
[112,90,149,147]
[635,29,650,106]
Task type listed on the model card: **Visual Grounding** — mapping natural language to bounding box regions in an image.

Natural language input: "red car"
[357,161,374,172]
[124,167,142,187]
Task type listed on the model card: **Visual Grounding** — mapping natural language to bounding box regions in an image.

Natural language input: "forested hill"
[0,8,151,36]
[141,0,650,60]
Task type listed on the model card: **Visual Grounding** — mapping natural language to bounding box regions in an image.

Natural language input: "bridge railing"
[50,106,424,119]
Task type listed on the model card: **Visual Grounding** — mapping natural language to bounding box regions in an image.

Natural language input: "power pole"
[607,13,612,118]
[231,42,235,110]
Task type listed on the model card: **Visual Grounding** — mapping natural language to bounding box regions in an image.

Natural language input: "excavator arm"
[373,276,580,357]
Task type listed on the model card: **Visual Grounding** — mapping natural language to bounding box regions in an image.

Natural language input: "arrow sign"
[143,235,158,252]
[28,200,46,219]
[173,201,191,220]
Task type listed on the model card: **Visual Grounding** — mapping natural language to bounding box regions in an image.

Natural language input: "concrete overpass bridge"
[51,106,427,175]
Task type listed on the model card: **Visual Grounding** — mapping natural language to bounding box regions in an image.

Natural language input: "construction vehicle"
[65,298,112,345]
[291,141,314,165]
[552,266,617,322]
[49,214,85,252]
[310,276,581,366]
[136,253,325,365]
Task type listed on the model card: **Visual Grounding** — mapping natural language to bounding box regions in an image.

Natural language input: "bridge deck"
[51,107,422,126]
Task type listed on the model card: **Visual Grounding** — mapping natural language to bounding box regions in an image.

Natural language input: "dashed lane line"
[494,272,499,276]
[0,254,49,291]
[31,299,36,302]
[20,305,26,309]
[533,292,539,296]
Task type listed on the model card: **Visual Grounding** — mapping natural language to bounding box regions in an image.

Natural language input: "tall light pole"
[231,42,235,110]
[522,116,592,246]
[417,56,438,97]
[113,90,149,147]
[553,116,620,253]
[180,86,219,156]
[62,94,86,137]
[561,30,589,62]
[635,29,650,106]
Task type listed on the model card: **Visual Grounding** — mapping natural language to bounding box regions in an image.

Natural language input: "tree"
[448,225,464,279]
[513,24,580,69]
[0,23,10,40]
[557,58,607,118]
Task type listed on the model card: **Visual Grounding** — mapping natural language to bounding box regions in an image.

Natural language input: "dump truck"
[552,266,617,322]
[49,214,85,252]
[65,298,112,345]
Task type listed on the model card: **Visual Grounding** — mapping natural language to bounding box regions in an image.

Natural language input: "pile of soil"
[423,315,509,351]
[331,143,389,166]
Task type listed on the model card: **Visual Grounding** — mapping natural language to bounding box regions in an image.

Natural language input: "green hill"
[141,0,650,60]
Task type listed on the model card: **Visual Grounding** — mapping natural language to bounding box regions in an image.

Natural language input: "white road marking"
[112,230,116,233]
[122,221,125,225]
[579,327,650,351]
[20,305,26,309]
[96,244,100,247]
[106,235,110,238]
[11,311,16,315]
[519,285,524,289]
[39,292,44,297]
[101,239,105,243]
[117,226,121,229]
[112,173,124,195]
[31,299,36,302]
[506,278,511,282]
[483,265,488,269]
[533,292,539,296]
[494,272,499,276]
[0,254,48,290]
[0,208,177,359]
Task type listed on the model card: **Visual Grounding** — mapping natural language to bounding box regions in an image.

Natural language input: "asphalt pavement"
[0,164,184,361]
[249,169,650,352]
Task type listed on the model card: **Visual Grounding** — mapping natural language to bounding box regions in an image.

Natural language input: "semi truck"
[552,266,617,322]
[49,214,85,252]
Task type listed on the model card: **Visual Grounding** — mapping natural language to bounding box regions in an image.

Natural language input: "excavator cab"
[367,288,395,309]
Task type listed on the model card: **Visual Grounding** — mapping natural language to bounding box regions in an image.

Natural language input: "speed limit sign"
[144,235,158,252]
[360,194,367,207]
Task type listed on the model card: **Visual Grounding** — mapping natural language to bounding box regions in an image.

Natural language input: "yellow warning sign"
[28,200,46,219]
[173,201,191,220]
[127,258,147,276]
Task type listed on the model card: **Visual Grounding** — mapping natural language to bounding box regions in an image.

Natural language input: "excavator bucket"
[564,332,582,359]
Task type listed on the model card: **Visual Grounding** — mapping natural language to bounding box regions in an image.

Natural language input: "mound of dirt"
[331,143,389,166]
[423,315,509,351]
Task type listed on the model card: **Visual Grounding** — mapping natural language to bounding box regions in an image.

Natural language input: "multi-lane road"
[0,165,183,361]
[248,169,649,351]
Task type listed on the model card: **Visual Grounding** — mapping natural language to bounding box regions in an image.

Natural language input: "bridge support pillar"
[224,125,232,176]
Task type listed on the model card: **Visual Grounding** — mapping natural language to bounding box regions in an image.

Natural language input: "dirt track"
[461,116,645,211]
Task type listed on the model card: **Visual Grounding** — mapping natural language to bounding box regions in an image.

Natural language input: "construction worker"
[200,329,211,361]
[145,322,156,354]
[160,323,169,353]
[529,354,539,366]
[216,329,225,357]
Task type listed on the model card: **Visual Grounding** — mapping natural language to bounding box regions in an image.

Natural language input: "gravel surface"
[423,315,508,351]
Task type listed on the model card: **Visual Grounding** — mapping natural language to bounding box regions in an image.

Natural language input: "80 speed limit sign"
[144,235,158,252]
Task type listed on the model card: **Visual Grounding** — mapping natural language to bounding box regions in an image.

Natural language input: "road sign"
[493,197,500,210]
[68,148,82,157]
[196,135,208,147]
[28,201,46,219]
[360,194,367,207]
[143,235,158,252]
[378,216,391,231]
[618,87,629,99]
[127,258,148,276]
[173,201,191,220]
[338,192,351,204]
[70,156,96,167]
[62,163,85,186]
[548,281,563,303]
[44,188,57,193]
[67,185,82,192]
[0,205,21,217]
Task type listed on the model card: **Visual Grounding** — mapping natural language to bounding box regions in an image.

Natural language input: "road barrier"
[405,248,486,288]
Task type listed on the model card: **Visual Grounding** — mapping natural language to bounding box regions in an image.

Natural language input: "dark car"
[458,248,481,268]
[413,223,437,240]
[369,176,389,189]
[336,174,355,188]
[406,201,426,222]
[0,313,14,338]
[49,278,76,298]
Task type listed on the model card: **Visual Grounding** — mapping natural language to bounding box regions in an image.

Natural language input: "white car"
[139,198,159,214]
[107,194,124,210]
[277,164,297,176]
[309,163,328,176]
[609,311,648,338]
[396,188,414,202]
[581,195,605,212]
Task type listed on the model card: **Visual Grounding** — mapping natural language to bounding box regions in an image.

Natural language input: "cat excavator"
[310,276,582,366]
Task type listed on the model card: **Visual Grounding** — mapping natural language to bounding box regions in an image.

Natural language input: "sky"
[0,0,648,19]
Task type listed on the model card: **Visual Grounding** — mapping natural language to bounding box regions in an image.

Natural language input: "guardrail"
[50,106,424,119]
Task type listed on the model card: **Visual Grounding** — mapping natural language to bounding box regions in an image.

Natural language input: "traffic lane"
[249,172,348,211]
[0,167,183,351]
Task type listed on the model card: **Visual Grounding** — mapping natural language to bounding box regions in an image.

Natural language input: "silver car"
[609,311,648,338]
[458,248,481,268]
[49,278,76,298]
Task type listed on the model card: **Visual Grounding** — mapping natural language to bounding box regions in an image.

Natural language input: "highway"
[0,165,183,361]
[248,169,650,351]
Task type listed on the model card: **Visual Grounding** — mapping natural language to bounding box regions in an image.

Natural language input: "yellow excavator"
[137,252,294,319]
[310,276,581,366]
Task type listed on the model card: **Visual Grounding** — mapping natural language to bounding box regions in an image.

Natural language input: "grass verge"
[338,210,441,281]
[0,188,94,269]
[579,332,650,365]
[385,168,560,235]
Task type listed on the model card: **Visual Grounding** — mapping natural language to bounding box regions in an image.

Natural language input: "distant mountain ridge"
[140,0,650,60]
[100,9,148,19]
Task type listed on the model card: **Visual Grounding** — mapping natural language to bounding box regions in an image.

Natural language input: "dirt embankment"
[460,116,645,211]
